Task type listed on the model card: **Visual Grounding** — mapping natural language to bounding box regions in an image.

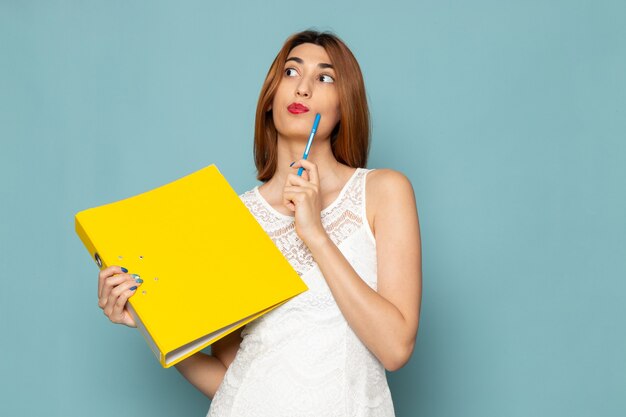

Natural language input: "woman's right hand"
[98,265,143,328]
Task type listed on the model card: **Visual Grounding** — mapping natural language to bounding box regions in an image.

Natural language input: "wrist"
[305,230,332,252]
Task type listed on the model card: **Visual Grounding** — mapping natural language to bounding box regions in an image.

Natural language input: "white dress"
[207,167,395,417]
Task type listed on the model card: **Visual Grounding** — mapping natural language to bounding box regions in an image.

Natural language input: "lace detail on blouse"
[207,167,395,417]
[245,168,369,276]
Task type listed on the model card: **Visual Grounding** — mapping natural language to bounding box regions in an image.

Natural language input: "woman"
[97,30,422,416]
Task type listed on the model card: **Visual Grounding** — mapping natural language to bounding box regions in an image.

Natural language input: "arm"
[174,327,244,399]
[307,169,422,371]
[174,352,226,400]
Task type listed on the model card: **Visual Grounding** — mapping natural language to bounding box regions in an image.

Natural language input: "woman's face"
[271,43,340,142]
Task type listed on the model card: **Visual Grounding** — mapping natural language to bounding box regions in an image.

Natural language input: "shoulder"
[238,187,256,200]
[365,168,417,225]
[366,168,415,201]
[238,188,258,213]
[365,169,419,247]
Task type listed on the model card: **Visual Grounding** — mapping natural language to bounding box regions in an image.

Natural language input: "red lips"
[287,102,310,114]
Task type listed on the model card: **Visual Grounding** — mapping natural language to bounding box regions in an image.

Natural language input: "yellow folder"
[75,164,308,368]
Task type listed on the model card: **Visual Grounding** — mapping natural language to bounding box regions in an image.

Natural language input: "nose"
[296,78,311,98]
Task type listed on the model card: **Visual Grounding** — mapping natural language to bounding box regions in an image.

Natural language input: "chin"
[275,120,313,139]
[277,130,310,142]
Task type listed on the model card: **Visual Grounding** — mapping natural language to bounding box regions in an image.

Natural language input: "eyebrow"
[285,56,334,69]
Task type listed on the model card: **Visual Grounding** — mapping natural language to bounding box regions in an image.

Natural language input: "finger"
[99,275,122,308]
[290,164,310,181]
[282,186,298,211]
[100,274,133,309]
[98,265,129,299]
[293,159,319,186]
[110,283,140,324]
[282,190,306,210]
[100,273,131,302]
[104,279,140,321]
[286,173,313,188]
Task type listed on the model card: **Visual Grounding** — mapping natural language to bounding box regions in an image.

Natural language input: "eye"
[284,68,298,77]
[319,74,335,83]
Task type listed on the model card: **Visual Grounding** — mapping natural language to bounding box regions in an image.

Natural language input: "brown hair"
[254,30,370,182]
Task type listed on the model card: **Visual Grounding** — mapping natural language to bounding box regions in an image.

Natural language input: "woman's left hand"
[283,159,327,246]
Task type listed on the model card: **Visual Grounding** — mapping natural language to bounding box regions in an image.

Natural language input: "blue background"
[1,1,624,416]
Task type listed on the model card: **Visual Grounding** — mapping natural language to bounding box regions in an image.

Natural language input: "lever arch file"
[75,164,308,368]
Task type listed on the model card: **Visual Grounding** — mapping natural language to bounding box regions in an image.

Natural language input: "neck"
[266,133,344,192]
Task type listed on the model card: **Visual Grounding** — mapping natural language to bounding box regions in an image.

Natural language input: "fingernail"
[289,161,295,167]
[121,267,128,273]
[135,278,143,283]
[130,286,137,291]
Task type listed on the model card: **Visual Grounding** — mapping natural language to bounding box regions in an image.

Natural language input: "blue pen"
[298,113,321,176]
